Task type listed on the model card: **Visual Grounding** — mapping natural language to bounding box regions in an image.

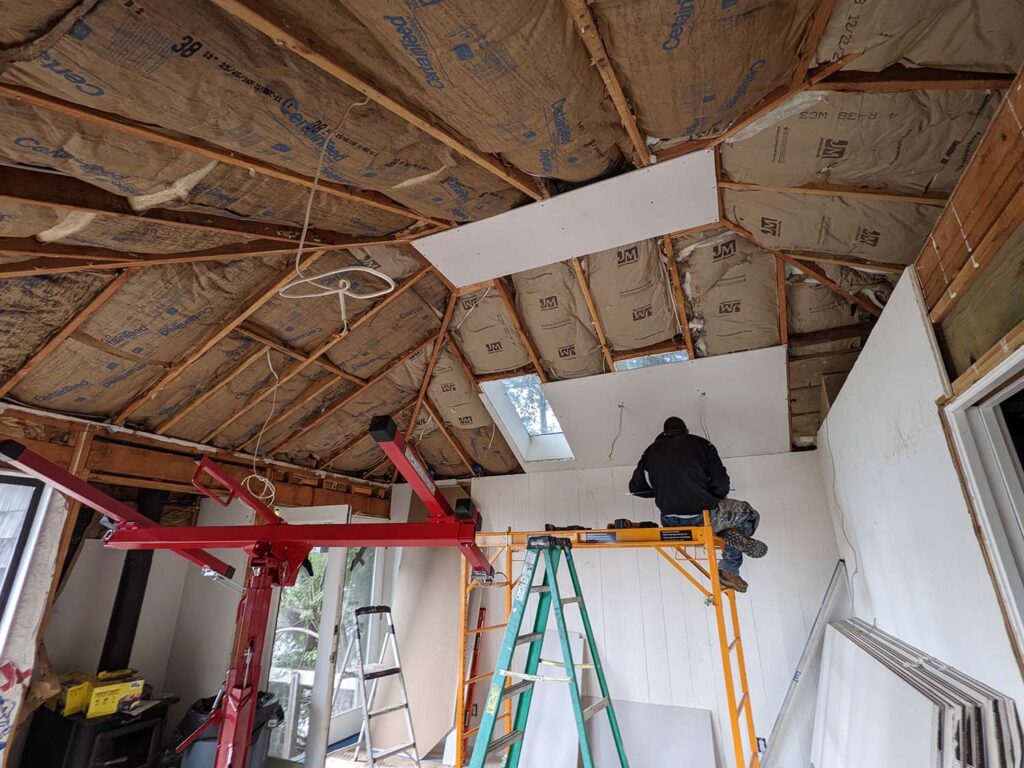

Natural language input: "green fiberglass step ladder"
[469,535,629,768]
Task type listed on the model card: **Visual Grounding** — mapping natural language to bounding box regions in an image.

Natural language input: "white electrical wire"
[699,392,711,441]
[243,349,280,504]
[607,402,625,461]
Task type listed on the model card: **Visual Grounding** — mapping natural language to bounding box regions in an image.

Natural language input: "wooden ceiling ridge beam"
[267,332,437,456]
[789,322,875,347]
[202,263,434,444]
[563,0,650,166]
[0,83,434,226]
[780,251,907,274]
[208,0,541,200]
[722,221,882,317]
[492,278,548,383]
[718,180,948,207]
[236,324,366,385]
[114,250,330,424]
[0,268,137,399]
[154,343,269,435]
[661,236,696,359]
[421,398,476,476]
[817,66,1017,92]
[569,257,616,371]
[325,395,418,471]
[0,166,361,246]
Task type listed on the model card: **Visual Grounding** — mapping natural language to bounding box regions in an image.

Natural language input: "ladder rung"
[345,664,400,681]
[729,637,740,652]
[465,670,494,685]
[561,595,582,604]
[516,632,543,646]
[501,679,534,701]
[736,693,748,717]
[467,623,507,635]
[530,585,550,593]
[583,697,610,721]
[748,750,759,767]
[368,702,408,718]
[487,730,524,754]
[375,742,416,761]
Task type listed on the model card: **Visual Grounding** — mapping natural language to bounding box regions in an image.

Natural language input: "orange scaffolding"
[454,514,760,768]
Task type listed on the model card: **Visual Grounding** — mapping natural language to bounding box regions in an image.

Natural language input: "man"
[629,416,766,592]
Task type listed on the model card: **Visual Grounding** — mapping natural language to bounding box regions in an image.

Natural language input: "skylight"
[500,375,562,436]
[615,350,689,371]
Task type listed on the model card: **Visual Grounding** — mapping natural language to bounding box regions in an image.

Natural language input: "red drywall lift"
[0,414,492,768]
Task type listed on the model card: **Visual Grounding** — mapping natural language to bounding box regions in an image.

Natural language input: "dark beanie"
[663,416,688,433]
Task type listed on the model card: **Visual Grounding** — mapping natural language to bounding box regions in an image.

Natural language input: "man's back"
[629,426,730,517]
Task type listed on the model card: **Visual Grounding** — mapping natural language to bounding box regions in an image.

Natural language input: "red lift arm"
[0,416,491,768]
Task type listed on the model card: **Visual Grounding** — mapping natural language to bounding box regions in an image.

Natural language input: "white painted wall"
[469,449,839,768]
[817,272,1024,704]
[45,540,188,692]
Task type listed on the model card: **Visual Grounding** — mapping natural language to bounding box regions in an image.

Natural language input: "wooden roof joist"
[0,166,362,246]
[235,325,366,386]
[208,0,541,201]
[0,83,435,227]
[718,181,948,207]
[817,66,1016,93]
[324,395,418,471]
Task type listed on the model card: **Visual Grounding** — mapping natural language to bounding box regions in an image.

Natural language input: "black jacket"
[629,429,730,518]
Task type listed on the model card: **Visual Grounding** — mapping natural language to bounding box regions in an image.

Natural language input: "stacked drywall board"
[813,619,1022,767]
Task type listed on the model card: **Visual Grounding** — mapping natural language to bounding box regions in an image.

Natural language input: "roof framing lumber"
[779,251,906,274]
[208,0,542,201]
[421,398,476,475]
[661,236,696,359]
[447,332,482,393]
[0,268,137,398]
[817,66,1016,92]
[267,334,437,456]
[776,256,789,346]
[610,338,687,362]
[563,0,650,166]
[324,396,418,471]
[792,0,838,89]
[113,250,330,424]
[569,257,615,371]
[723,221,882,317]
[718,180,948,206]
[154,343,269,435]
[789,322,874,347]
[235,325,366,386]
[492,278,548,383]
[0,166,359,246]
[0,83,433,226]
[202,264,433,445]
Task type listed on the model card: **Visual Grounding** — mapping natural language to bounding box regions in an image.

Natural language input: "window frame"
[0,475,45,625]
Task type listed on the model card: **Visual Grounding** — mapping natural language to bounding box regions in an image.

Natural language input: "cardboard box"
[85,672,145,719]
[47,673,93,717]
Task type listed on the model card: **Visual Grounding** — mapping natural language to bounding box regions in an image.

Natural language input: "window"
[615,350,689,371]
[501,374,563,436]
[0,477,44,620]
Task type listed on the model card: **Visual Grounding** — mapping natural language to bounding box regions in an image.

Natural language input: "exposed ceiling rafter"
[718,180,948,207]
[323,395,418,471]
[421,398,476,475]
[492,278,548,383]
[235,325,366,386]
[0,83,436,226]
[113,250,330,424]
[779,251,907,274]
[569,257,616,371]
[208,0,542,201]
[776,256,790,346]
[792,0,838,89]
[662,235,697,360]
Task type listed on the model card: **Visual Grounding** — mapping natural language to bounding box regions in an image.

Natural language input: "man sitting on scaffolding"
[628,416,767,593]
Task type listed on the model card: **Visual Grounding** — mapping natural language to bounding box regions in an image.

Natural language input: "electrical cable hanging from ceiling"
[277,95,396,336]
[607,402,625,461]
[242,348,280,505]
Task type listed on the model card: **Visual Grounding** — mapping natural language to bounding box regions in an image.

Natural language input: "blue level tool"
[468,535,629,768]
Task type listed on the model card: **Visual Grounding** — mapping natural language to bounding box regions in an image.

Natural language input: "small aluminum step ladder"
[468,535,629,768]
[340,605,421,767]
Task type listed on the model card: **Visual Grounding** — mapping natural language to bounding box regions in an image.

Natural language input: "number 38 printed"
[171,35,203,58]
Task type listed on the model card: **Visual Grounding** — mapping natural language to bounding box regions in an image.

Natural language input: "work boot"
[719,528,768,558]
[719,569,748,593]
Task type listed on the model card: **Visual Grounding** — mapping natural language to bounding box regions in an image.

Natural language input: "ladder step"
[583,697,610,721]
[729,637,740,652]
[465,670,494,685]
[516,632,543,646]
[368,703,408,718]
[343,664,401,681]
[736,693,748,717]
[487,730,524,754]
[501,679,534,700]
[467,623,507,636]
[561,595,582,604]
[375,742,416,761]
[530,585,550,593]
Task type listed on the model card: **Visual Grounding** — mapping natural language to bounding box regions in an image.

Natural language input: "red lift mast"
[0,415,491,768]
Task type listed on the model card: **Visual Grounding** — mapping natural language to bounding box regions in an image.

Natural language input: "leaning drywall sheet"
[1,0,523,223]
[591,0,818,143]
[516,631,585,767]
[723,89,1001,195]
[723,189,940,265]
[811,626,937,767]
[585,239,677,352]
[587,700,716,768]
[677,230,780,356]
[817,0,1024,73]
[512,262,605,380]
[266,0,628,183]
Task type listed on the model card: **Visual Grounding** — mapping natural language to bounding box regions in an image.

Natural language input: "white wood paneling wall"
[468,450,839,768]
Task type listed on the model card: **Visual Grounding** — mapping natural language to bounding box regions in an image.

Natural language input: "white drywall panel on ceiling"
[467,450,839,768]
[817,273,1024,705]
[414,150,718,286]
[541,345,788,472]
[811,626,937,767]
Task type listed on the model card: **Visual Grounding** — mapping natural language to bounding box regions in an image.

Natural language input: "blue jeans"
[662,498,760,575]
